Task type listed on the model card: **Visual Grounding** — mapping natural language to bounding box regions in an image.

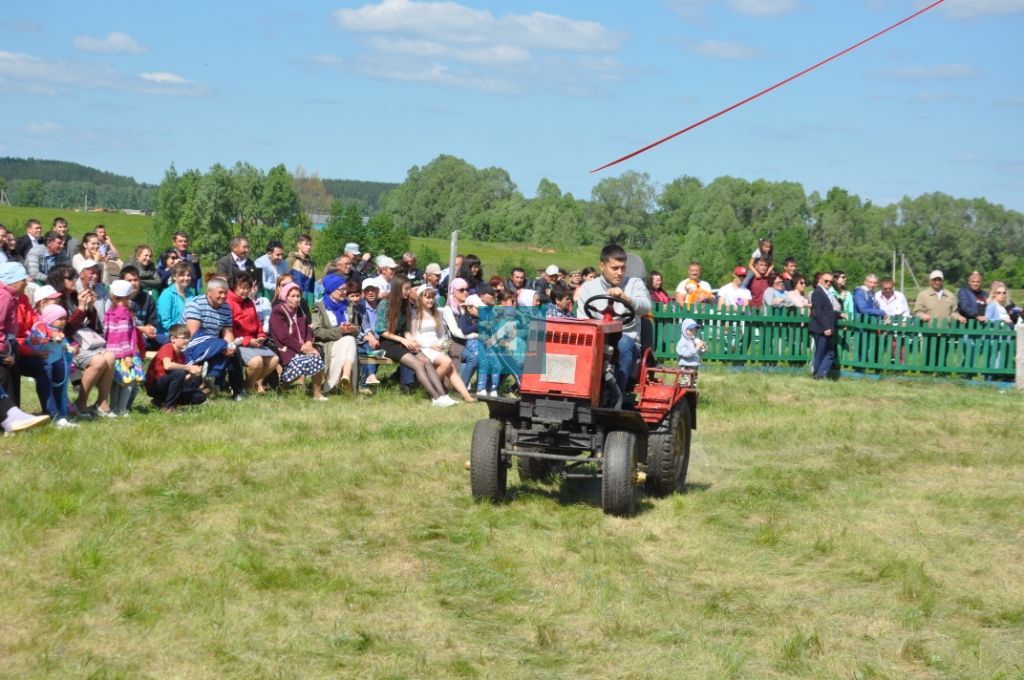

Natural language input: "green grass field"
[1,370,1021,678]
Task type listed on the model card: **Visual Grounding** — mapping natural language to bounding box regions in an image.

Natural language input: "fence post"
[1016,324,1024,391]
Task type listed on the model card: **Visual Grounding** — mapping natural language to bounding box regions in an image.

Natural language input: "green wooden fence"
[652,304,1017,377]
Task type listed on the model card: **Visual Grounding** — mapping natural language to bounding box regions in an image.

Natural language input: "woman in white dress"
[410,284,475,402]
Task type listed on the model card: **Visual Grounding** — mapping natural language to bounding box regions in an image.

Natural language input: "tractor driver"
[575,244,652,397]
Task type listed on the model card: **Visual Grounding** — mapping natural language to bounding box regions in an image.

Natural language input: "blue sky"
[1,0,1022,211]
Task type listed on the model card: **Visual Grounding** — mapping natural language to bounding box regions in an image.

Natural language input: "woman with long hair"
[375,279,457,407]
[648,271,671,305]
[457,254,484,293]
[411,284,475,401]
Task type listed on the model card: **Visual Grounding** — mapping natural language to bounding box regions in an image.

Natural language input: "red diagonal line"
[591,0,947,174]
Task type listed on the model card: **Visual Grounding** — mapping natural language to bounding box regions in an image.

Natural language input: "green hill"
[0,157,145,187]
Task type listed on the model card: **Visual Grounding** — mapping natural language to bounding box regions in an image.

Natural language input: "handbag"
[73,328,107,351]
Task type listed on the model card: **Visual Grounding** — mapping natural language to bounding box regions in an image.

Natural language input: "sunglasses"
[996,290,1007,294]
[454,287,468,292]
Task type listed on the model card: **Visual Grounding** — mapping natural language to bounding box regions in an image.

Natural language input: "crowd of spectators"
[1,221,1021,434]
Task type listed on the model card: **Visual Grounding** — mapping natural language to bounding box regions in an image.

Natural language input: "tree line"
[382,155,1024,287]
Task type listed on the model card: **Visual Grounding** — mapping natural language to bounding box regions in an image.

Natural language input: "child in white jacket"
[676,318,706,367]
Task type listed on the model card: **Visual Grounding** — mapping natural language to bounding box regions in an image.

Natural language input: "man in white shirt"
[874,277,910,317]
[716,266,753,308]
[576,244,652,396]
[673,261,713,305]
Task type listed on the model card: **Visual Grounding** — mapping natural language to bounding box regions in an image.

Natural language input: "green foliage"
[314,201,364,266]
[321,178,398,213]
[365,212,410,259]
[0,156,139,186]
[588,171,655,247]
[13,179,45,207]
[149,162,308,261]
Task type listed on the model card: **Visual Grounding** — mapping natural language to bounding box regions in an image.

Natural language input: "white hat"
[376,255,397,269]
[74,258,100,273]
[344,242,360,254]
[361,279,379,291]
[928,270,944,280]
[110,279,133,298]
[545,264,560,276]
[416,284,436,297]
[465,294,485,307]
[33,284,61,306]
[424,262,442,276]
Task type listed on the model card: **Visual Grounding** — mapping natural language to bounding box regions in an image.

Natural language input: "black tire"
[517,454,553,483]
[601,430,637,517]
[645,404,693,497]
[470,419,507,502]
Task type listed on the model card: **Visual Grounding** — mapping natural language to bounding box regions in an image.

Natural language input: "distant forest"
[0,157,396,215]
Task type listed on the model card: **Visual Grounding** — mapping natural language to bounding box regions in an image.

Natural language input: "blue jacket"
[852,286,885,318]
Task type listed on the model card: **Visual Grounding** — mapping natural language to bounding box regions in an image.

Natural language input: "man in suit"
[15,219,42,261]
[809,272,841,380]
[214,236,257,281]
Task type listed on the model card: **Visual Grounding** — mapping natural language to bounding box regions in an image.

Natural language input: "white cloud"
[885,64,980,80]
[73,31,146,54]
[335,0,619,51]
[0,49,208,96]
[937,0,1024,19]
[326,0,624,95]
[690,39,760,60]
[666,0,798,17]
[727,0,798,16]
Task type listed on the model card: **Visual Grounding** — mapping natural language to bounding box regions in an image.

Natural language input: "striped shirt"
[183,295,233,333]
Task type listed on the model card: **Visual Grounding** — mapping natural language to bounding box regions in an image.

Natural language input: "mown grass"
[0,206,153,254]
[2,370,1021,678]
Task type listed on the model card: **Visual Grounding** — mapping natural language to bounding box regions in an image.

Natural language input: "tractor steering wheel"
[583,294,637,327]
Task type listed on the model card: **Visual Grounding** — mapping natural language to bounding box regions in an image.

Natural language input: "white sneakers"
[476,389,487,396]
[1,408,50,434]
[431,394,458,407]
[54,418,79,429]
[489,390,499,397]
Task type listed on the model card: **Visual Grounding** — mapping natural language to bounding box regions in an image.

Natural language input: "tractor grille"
[546,330,593,346]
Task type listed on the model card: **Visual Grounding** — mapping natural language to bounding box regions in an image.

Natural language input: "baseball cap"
[928,270,944,280]
[344,242,360,255]
[33,284,61,306]
[682,318,701,331]
[361,279,379,291]
[545,265,560,276]
[376,255,397,269]
[424,262,442,276]
[74,258,101,273]
[732,266,747,277]
[110,279,133,298]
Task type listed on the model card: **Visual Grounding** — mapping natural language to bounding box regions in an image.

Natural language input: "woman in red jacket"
[269,282,326,400]
[227,272,279,395]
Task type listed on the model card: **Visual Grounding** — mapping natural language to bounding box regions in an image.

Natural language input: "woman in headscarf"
[310,274,359,393]
[270,282,326,400]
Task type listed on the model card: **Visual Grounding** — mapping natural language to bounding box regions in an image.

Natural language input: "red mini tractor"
[469,295,698,517]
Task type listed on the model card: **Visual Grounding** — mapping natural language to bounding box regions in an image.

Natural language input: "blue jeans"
[16,355,63,418]
[615,335,640,395]
[475,341,501,392]
[460,339,479,387]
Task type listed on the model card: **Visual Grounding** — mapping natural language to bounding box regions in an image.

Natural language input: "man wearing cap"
[674,262,713,306]
[363,255,397,296]
[424,263,442,290]
[215,236,258,281]
[913,270,964,322]
[26,231,69,284]
[716,266,752,308]
[532,264,561,294]
[345,243,373,276]
[253,240,288,295]
[576,244,652,397]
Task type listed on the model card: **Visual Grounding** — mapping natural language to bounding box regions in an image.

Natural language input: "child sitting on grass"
[676,318,706,368]
[144,324,207,412]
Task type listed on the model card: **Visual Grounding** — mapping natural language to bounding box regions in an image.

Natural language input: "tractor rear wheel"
[645,404,693,497]
[602,430,637,517]
[470,419,507,502]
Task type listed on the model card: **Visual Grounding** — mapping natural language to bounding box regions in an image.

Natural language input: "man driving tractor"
[574,244,652,397]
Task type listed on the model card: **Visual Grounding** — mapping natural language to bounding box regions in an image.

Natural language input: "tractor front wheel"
[470,419,507,502]
[602,430,637,517]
